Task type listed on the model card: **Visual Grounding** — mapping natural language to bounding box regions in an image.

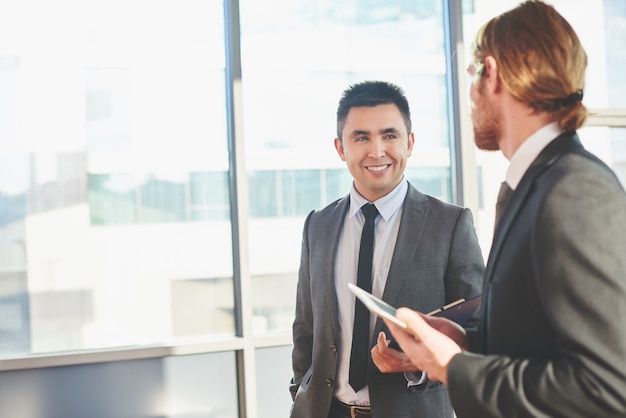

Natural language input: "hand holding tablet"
[347,282,481,328]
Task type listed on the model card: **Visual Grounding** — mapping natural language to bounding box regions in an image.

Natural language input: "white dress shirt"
[333,179,407,406]
[505,122,562,189]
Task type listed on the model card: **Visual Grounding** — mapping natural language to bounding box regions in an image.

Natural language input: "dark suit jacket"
[290,182,485,418]
[448,134,626,417]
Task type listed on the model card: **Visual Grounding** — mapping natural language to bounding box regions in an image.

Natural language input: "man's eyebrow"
[348,127,400,138]
[348,129,370,137]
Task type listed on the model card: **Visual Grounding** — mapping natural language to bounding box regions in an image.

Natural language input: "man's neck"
[498,95,555,161]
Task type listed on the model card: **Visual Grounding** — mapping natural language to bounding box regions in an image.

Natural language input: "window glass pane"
[256,346,293,417]
[251,273,297,334]
[171,277,235,337]
[249,171,278,218]
[164,351,239,418]
[138,173,187,223]
[240,0,451,334]
[610,128,626,185]
[583,0,626,108]
[0,56,19,149]
[0,0,232,357]
[544,1,623,107]
[579,126,626,187]
[281,170,322,217]
[325,169,354,204]
[88,173,137,225]
[0,351,239,418]
[405,167,452,202]
[189,171,231,221]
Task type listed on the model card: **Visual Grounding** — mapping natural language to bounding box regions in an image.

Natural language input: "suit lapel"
[486,133,583,280]
[378,185,429,328]
[479,133,583,352]
[325,196,350,339]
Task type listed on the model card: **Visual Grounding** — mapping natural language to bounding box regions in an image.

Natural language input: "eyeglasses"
[466,61,485,81]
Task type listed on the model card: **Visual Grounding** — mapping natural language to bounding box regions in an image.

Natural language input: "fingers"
[371,330,419,373]
[377,331,389,347]
[372,332,397,372]
[372,332,390,361]
[396,307,429,336]
[398,309,470,350]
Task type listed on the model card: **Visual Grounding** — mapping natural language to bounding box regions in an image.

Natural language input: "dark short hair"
[336,81,412,139]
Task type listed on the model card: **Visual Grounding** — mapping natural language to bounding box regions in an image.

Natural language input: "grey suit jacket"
[448,134,626,417]
[290,182,485,418]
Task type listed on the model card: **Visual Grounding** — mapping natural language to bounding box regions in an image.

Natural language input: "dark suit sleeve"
[448,165,626,417]
[290,211,314,400]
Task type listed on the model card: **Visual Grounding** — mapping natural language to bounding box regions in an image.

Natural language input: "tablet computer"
[348,282,481,328]
[348,283,409,328]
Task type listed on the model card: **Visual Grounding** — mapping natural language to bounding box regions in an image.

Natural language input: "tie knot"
[361,203,379,220]
[497,181,513,205]
[495,181,513,225]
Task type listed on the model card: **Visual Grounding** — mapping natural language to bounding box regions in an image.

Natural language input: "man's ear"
[334,137,346,161]
[406,132,415,157]
[483,56,501,93]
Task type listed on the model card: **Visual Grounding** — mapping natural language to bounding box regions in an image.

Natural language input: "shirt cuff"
[404,371,428,387]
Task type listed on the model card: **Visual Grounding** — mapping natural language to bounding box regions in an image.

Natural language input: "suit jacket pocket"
[295,366,314,397]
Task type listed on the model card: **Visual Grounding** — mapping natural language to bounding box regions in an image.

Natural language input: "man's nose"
[368,138,385,158]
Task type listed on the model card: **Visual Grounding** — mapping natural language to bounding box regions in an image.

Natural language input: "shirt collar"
[506,122,561,190]
[349,178,407,222]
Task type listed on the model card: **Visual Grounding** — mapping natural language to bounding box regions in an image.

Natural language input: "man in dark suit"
[289,80,485,418]
[382,2,626,417]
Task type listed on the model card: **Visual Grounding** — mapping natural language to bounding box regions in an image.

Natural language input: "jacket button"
[325,378,333,387]
[329,344,337,352]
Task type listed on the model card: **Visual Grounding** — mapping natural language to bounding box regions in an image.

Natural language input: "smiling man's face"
[334,103,414,202]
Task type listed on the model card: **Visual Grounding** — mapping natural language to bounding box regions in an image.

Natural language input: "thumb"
[377,331,390,346]
[396,307,431,337]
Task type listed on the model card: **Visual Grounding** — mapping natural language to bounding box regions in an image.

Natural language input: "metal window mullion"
[443,0,480,214]
[586,109,626,127]
[224,0,258,417]
[443,0,463,205]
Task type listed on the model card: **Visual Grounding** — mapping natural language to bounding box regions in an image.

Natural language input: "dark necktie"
[349,203,379,392]
[495,181,513,225]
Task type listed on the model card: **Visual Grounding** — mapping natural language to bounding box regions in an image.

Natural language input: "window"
[0,0,232,356]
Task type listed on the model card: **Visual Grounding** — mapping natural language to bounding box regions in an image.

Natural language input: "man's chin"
[476,143,500,152]
[473,135,500,151]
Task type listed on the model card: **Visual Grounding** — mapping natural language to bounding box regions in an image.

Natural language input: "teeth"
[368,165,388,172]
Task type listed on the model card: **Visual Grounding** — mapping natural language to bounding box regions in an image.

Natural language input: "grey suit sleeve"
[290,211,314,400]
[448,167,626,417]
[444,207,485,302]
[417,206,484,390]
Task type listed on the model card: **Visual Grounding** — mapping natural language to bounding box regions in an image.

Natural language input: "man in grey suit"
[289,80,485,418]
[383,2,626,417]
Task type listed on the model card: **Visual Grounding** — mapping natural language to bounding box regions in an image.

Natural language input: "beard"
[471,84,501,151]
